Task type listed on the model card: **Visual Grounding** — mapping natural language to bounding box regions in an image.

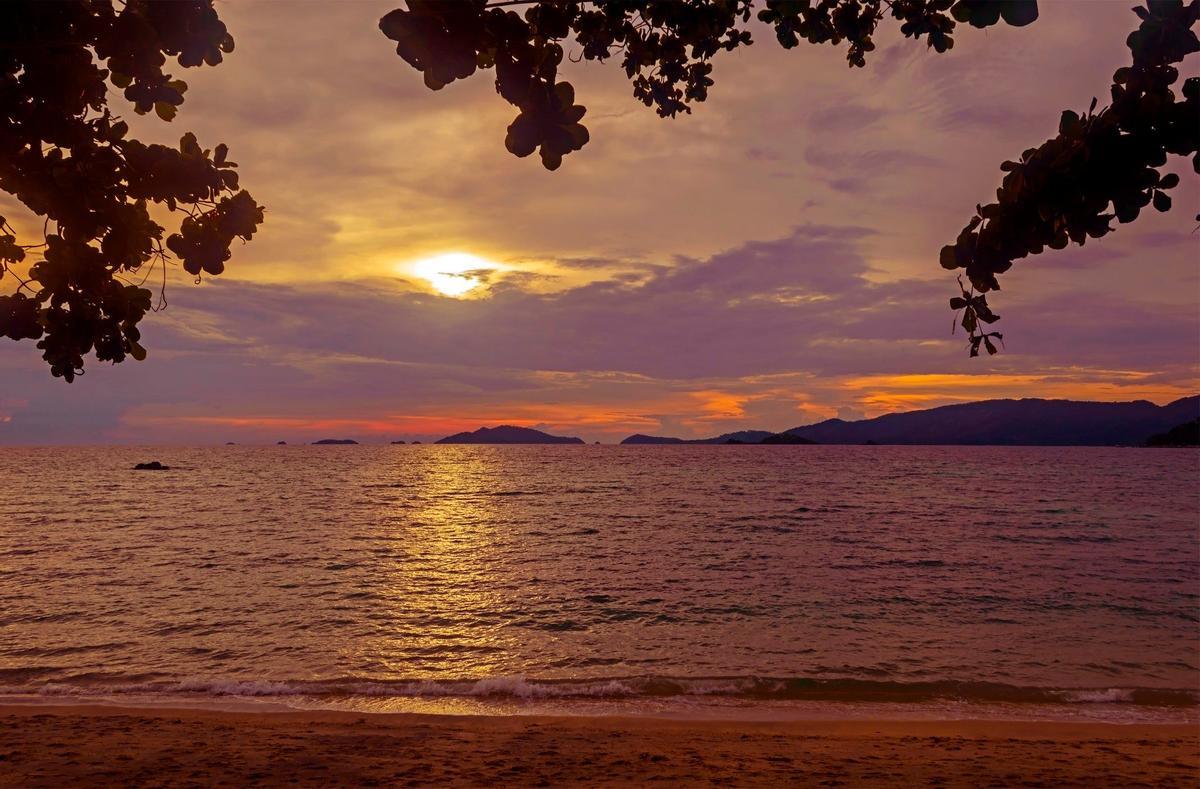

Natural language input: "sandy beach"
[0,705,1196,786]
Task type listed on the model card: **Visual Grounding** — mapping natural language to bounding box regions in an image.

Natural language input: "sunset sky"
[1,1,1197,444]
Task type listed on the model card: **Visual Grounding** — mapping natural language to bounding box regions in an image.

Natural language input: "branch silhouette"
[0,1,262,381]
[1,1,1194,377]
[942,1,1197,354]
[379,0,1197,355]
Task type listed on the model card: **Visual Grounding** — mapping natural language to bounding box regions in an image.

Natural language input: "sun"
[408,253,493,297]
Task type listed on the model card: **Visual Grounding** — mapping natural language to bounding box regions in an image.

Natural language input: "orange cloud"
[840,371,1199,416]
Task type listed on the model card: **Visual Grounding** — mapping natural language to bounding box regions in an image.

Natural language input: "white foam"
[0,677,1191,710]
[1058,688,1136,704]
[4,676,642,700]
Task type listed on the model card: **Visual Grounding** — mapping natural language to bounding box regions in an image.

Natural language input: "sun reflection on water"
[348,447,514,681]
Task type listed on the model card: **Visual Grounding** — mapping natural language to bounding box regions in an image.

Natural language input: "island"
[623,430,773,445]
[619,396,1200,446]
[1145,419,1200,447]
[621,434,686,444]
[758,432,818,444]
[435,425,585,444]
[312,439,359,445]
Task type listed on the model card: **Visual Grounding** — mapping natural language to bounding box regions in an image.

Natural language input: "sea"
[1,445,1197,722]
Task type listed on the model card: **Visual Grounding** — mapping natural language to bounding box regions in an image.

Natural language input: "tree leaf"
[1000,1,1039,27]
[939,245,960,270]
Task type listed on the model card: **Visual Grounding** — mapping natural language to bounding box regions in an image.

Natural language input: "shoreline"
[2,690,1197,725]
[2,704,1197,786]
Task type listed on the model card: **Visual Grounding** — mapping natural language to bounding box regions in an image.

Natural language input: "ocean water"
[0,445,1197,721]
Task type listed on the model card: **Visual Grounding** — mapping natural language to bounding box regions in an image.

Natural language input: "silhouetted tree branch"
[0,1,262,381]
[378,0,1044,168]
[379,0,1197,355]
[1,1,1193,377]
[941,0,1197,354]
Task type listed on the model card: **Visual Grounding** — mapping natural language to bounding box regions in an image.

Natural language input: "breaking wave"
[2,675,1195,708]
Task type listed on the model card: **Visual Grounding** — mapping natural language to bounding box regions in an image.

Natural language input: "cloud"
[745,146,783,161]
[1028,245,1126,270]
[2,1,1196,444]
[1131,230,1198,250]
[837,405,866,421]
[806,102,888,133]
[5,217,1195,444]
[801,146,938,195]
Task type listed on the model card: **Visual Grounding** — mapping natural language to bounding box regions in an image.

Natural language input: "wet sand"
[0,704,1196,786]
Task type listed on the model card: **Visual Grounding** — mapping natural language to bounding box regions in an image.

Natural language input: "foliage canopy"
[380,0,1198,356]
[0,1,1195,378]
[0,1,262,381]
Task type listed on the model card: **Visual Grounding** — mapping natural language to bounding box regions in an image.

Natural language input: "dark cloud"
[745,146,783,161]
[937,104,1046,132]
[3,218,1195,443]
[1132,230,1198,249]
[57,225,1200,384]
[804,146,938,173]
[2,1,1195,443]
[803,146,937,195]
[1032,245,1126,269]
[807,102,888,133]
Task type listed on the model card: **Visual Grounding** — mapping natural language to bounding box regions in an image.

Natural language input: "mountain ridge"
[619,396,1199,446]
[436,425,586,444]
[622,430,774,445]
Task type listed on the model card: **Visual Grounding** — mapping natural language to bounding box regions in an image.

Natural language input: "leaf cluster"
[941,0,1198,353]
[949,276,1003,356]
[380,1,1037,168]
[380,0,593,170]
[760,0,1034,64]
[0,1,262,380]
[383,1,1197,359]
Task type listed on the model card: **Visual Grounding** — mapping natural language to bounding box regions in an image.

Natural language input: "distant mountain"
[711,430,775,444]
[781,397,1200,446]
[1145,419,1200,447]
[618,396,1199,447]
[621,430,773,445]
[759,432,818,445]
[622,433,685,444]
[312,438,358,445]
[436,425,585,444]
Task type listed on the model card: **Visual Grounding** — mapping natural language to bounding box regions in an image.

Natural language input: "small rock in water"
[133,461,169,471]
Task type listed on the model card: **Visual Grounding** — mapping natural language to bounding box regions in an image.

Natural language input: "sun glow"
[408,253,494,297]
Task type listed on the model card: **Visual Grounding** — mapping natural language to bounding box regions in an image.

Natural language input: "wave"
[1,675,1195,708]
